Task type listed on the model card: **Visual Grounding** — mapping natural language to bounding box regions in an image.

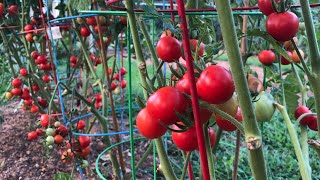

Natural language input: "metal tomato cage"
[41,0,320,179]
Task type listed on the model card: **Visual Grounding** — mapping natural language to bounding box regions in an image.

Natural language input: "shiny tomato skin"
[0,3,4,15]
[79,136,91,148]
[80,27,91,37]
[172,125,198,151]
[136,108,167,139]
[258,0,279,16]
[216,108,242,132]
[24,24,33,31]
[189,39,205,59]
[176,72,197,95]
[156,36,182,62]
[208,128,216,147]
[86,16,97,26]
[20,68,28,76]
[28,131,38,140]
[146,86,188,125]
[294,105,313,125]
[54,134,64,144]
[281,51,293,65]
[80,146,91,157]
[30,105,39,113]
[258,50,276,65]
[266,12,299,42]
[77,120,86,130]
[307,116,318,131]
[12,78,22,87]
[42,75,51,83]
[196,65,235,104]
[8,5,18,16]
[11,88,22,96]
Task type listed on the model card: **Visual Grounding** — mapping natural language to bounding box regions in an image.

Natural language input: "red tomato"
[156,36,182,62]
[21,88,31,100]
[208,127,216,147]
[11,88,22,96]
[38,98,48,108]
[28,131,38,140]
[94,25,106,33]
[294,105,313,125]
[176,72,197,95]
[20,68,28,76]
[8,5,18,16]
[86,16,97,26]
[30,105,39,113]
[108,68,112,75]
[199,108,212,124]
[36,128,44,136]
[189,39,205,59]
[120,79,127,88]
[258,50,276,65]
[95,57,102,65]
[216,108,243,132]
[120,67,127,76]
[54,134,64,144]
[266,12,299,42]
[57,125,69,137]
[40,114,50,127]
[113,73,120,81]
[80,146,91,157]
[80,27,91,37]
[79,136,91,148]
[24,98,33,106]
[31,50,39,60]
[24,24,33,31]
[111,82,117,90]
[61,150,74,163]
[281,51,293,65]
[307,116,318,131]
[95,101,102,109]
[32,85,40,92]
[26,33,34,42]
[0,3,4,15]
[42,75,51,83]
[136,108,167,139]
[95,94,102,102]
[36,54,47,64]
[69,56,78,63]
[196,65,235,104]
[120,16,127,25]
[12,78,22,87]
[146,86,188,125]
[77,120,86,130]
[160,30,173,38]
[172,125,198,151]
[258,0,279,16]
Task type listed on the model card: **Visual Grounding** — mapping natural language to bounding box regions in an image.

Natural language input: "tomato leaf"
[169,65,183,79]
[135,96,146,109]
[176,111,193,127]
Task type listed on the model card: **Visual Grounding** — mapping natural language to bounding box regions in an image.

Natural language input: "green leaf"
[135,96,145,109]
[54,172,73,180]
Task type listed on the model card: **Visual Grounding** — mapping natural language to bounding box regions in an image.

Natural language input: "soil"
[0,101,156,180]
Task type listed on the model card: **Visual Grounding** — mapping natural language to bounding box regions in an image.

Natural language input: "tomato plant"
[156,36,182,62]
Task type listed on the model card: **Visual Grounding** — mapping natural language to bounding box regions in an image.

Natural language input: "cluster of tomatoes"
[111,67,127,91]
[295,105,318,131]
[0,3,18,17]
[257,0,303,66]
[28,114,91,165]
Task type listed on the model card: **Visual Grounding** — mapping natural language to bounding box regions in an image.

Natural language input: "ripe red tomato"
[36,54,47,64]
[120,16,127,25]
[113,73,120,81]
[38,98,48,108]
[156,36,182,62]
[196,65,235,104]
[189,39,205,59]
[281,51,293,65]
[11,88,22,96]
[40,63,51,71]
[24,24,33,31]
[31,50,39,60]
[258,0,279,16]
[32,85,40,91]
[266,12,299,42]
[95,94,102,102]
[12,78,22,87]
[172,125,198,151]
[40,114,50,127]
[199,108,213,124]
[307,116,318,131]
[69,56,78,63]
[61,150,74,163]
[136,108,167,139]
[20,68,28,76]
[21,88,31,100]
[24,98,33,106]
[120,79,127,88]
[57,125,69,137]
[120,67,127,76]
[108,68,113,75]
[0,3,4,15]
[77,120,86,130]
[30,104,39,113]
[28,131,38,140]
[216,108,243,132]
[86,16,97,26]
[258,50,276,65]
[8,5,18,16]
[146,86,188,125]
[36,128,44,136]
[80,27,91,37]
[208,127,216,147]
[111,81,117,90]
[95,57,102,65]
[94,25,106,33]
[42,75,51,83]
[294,105,313,125]
[80,146,91,157]
[79,136,91,148]
[54,134,64,144]
[176,72,197,95]
[95,101,102,109]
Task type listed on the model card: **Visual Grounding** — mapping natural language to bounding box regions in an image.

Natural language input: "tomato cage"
[4,0,319,179]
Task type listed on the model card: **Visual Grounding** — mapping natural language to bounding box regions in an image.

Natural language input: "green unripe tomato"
[254,91,275,122]
[46,136,54,145]
[47,145,53,149]
[46,128,56,136]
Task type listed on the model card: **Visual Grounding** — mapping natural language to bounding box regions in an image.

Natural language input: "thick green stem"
[215,1,267,179]
[299,0,320,136]
[275,103,309,180]
[125,0,177,179]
